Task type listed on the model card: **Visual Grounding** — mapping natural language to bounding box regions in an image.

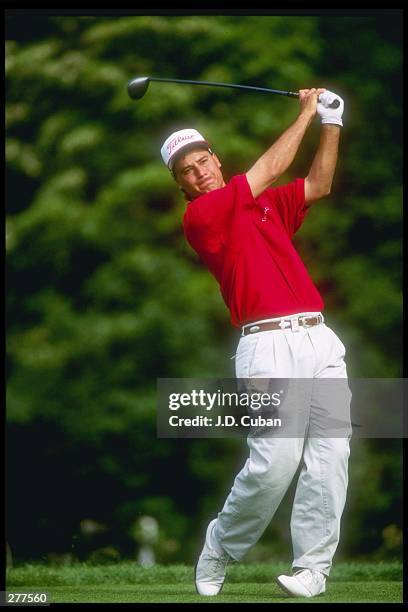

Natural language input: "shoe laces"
[294,569,323,585]
[201,551,230,576]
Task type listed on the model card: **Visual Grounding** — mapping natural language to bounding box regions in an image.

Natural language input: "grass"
[6,561,403,604]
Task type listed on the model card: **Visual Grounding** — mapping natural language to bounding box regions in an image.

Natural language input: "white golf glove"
[317,90,344,127]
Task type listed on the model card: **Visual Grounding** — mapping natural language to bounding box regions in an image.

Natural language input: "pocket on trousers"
[325,325,347,359]
[235,337,260,379]
[333,331,347,359]
[248,333,277,378]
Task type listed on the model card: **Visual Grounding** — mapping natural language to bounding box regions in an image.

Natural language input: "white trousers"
[213,313,351,577]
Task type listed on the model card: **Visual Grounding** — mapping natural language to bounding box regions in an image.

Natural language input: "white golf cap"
[161,128,210,169]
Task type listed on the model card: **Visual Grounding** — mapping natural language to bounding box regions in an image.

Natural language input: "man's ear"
[213,153,222,168]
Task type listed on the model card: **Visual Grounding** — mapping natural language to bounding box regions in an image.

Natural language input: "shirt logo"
[261,206,270,222]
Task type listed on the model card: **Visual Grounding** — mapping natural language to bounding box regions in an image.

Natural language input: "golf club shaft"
[127,76,340,109]
[147,76,299,98]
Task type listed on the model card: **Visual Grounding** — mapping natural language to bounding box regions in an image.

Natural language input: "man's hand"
[317,91,344,127]
[299,88,327,119]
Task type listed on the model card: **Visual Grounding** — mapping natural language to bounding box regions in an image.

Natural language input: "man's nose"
[195,165,206,177]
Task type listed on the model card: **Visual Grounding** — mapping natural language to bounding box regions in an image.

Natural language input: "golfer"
[161,88,350,598]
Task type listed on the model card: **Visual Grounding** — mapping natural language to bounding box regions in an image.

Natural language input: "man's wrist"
[321,123,342,131]
[298,110,315,127]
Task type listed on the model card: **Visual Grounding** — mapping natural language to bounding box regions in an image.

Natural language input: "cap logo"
[167,133,195,155]
[161,128,208,168]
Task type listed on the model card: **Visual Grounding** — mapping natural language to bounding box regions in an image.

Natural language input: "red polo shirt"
[183,174,324,328]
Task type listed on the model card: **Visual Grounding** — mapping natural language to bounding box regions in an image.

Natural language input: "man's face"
[172,147,226,200]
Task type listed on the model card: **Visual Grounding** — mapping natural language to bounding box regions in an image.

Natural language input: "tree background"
[6,11,402,565]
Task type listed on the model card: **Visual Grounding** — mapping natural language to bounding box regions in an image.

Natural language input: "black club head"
[127,77,150,100]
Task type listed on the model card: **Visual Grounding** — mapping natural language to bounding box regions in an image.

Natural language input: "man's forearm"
[246,111,314,198]
[306,125,340,200]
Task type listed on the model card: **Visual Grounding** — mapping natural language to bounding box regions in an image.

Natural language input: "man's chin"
[200,183,218,194]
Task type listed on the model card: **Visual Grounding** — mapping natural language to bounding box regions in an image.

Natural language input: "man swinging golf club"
[160,87,350,598]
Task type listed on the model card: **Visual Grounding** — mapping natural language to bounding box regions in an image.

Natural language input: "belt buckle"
[300,316,314,329]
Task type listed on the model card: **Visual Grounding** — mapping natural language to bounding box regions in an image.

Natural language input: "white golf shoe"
[195,519,231,596]
[276,568,326,598]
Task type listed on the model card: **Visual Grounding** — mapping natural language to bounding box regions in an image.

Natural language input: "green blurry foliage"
[6,14,402,563]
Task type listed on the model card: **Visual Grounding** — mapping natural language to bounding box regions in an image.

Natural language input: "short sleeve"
[264,178,309,237]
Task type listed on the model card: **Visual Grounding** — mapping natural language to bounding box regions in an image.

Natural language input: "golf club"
[127,76,340,108]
